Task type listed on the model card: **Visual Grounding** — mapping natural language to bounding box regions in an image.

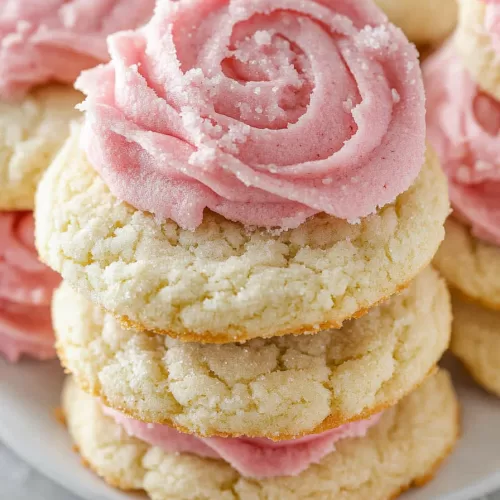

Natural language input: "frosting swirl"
[77,0,425,230]
[0,212,60,361]
[0,0,155,99]
[425,43,500,246]
[104,405,381,478]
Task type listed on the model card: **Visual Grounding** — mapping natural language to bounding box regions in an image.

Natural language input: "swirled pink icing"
[0,212,61,362]
[0,0,155,100]
[485,0,500,55]
[103,405,381,478]
[424,42,500,246]
[76,0,425,230]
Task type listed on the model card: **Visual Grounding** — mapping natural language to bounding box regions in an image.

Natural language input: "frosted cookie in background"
[0,0,155,361]
[375,0,457,47]
[0,0,155,210]
[425,41,500,396]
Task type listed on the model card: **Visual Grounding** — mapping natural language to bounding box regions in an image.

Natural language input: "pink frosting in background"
[424,43,500,246]
[104,406,381,478]
[0,212,60,362]
[0,0,155,100]
[485,0,500,55]
[0,300,55,363]
[77,0,425,230]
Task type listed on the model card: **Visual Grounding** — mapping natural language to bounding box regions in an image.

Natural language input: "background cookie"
[375,0,457,47]
[451,293,500,396]
[456,0,500,101]
[0,85,81,211]
[54,267,451,438]
[434,217,500,310]
[63,370,459,500]
[37,130,449,343]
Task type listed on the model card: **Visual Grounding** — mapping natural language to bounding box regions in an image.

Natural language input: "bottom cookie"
[452,294,500,397]
[63,370,459,500]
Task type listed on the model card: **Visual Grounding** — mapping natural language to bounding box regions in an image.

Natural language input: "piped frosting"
[77,0,426,230]
[0,0,155,99]
[425,42,500,246]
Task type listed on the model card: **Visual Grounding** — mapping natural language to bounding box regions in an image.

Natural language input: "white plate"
[0,356,499,500]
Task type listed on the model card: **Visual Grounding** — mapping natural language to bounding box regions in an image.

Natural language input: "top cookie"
[36,0,445,342]
[36,128,449,342]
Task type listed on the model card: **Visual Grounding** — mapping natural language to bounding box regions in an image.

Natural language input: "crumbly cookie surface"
[63,370,459,500]
[456,0,500,101]
[434,217,500,310]
[54,267,451,438]
[0,85,82,211]
[451,293,500,397]
[37,128,449,342]
[375,0,457,46]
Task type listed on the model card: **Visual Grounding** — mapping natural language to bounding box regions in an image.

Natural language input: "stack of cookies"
[35,0,459,498]
[0,0,155,363]
[425,0,500,397]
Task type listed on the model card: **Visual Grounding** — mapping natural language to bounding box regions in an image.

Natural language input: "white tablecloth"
[0,441,497,500]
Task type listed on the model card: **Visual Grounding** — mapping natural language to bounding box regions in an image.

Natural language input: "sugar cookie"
[54,267,451,438]
[37,131,449,342]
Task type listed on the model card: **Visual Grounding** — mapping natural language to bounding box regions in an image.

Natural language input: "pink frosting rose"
[0,0,155,100]
[76,0,425,230]
[103,405,381,478]
[0,212,61,362]
[424,42,500,246]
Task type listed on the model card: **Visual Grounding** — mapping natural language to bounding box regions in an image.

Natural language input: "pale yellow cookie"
[0,85,82,211]
[36,127,449,343]
[451,293,500,396]
[375,0,457,47]
[456,0,500,100]
[53,267,451,439]
[62,370,459,500]
[434,217,500,311]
